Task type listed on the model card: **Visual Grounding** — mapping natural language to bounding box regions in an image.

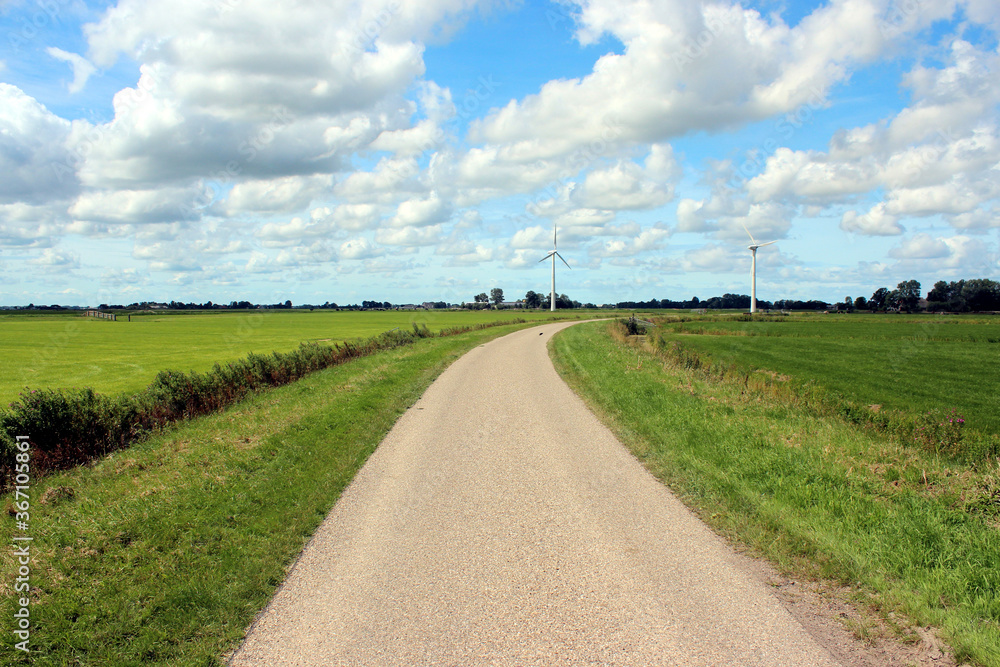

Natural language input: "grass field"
[654,312,1000,437]
[0,309,589,406]
[551,320,1000,666]
[0,319,549,666]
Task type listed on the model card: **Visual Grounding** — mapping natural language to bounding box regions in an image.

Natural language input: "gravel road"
[230,321,844,666]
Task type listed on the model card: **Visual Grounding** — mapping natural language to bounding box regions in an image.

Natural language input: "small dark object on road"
[539,332,544,335]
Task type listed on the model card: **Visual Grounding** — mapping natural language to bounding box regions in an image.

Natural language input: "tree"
[524,290,541,309]
[895,279,921,312]
[854,295,867,311]
[490,287,504,307]
[869,287,890,311]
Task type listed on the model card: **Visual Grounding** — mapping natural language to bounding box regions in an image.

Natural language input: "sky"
[0,0,998,307]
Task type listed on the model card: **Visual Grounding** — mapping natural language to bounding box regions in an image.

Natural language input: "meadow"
[551,319,1000,666]
[654,312,1000,437]
[0,309,579,405]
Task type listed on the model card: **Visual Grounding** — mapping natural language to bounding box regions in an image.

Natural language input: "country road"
[229,320,845,666]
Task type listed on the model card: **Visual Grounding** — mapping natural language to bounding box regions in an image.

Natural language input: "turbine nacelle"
[539,251,571,269]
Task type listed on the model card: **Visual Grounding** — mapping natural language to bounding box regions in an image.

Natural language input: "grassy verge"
[0,320,544,666]
[550,321,1000,666]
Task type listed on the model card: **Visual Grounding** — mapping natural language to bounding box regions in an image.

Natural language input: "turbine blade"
[553,224,558,250]
[539,252,555,263]
[740,222,756,244]
[758,240,777,247]
[555,252,571,269]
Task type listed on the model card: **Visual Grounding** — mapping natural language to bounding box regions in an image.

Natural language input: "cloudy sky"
[1,0,998,307]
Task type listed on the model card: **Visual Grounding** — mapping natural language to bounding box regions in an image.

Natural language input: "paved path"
[230,321,843,666]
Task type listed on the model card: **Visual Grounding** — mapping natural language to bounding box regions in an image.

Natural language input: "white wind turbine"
[539,222,571,312]
[742,223,776,314]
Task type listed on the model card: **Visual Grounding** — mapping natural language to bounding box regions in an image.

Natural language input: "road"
[230,321,844,666]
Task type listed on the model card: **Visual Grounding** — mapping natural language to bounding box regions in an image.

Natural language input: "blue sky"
[1,0,998,307]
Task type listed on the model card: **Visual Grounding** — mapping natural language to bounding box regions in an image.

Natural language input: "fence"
[84,310,117,321]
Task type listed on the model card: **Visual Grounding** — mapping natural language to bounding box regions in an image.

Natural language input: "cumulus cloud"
[388,193,451,227]
[745,40,1000,232]
[375,224,442,246]
[0,84,78,205]
[840,203,904,236]
[69,186,208,224]
[338,237,383,260]
[29,248,81,269]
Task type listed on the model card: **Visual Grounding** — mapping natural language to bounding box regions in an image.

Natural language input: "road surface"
[230,321,843,666]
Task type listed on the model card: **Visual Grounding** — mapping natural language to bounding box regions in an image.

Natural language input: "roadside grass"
[655,313,1000,437]
[0,309,598,405]
[550,321,1000,666]
[0,320,542,666]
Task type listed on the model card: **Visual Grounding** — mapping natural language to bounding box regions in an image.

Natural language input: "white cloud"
[572,145,680,210]
[69,186,207,224]
[223,175,331,215]
[840,203,905,236]
[588,224,671,258]
[375,224,442,246]
[338,237,383,260]
[388,193,451,227]
[888,233,951,259]
[29,248,80,269]
[332,203,381,230]
[0,84,78,205]
[745,40,1000,231]
[46,47,97,94]
[888,234,991,271]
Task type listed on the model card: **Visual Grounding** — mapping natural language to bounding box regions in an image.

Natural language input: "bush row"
[642,327,1000,465]
[0,320,523,488]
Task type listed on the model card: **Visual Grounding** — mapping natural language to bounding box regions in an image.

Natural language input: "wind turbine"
[538,222,570,312]
[742,223,776,314]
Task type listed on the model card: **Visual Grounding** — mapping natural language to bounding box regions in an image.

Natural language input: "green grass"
[656,312,1000,436]
[551,321,1000,666]
[0,319,547,666]
[0,309,590,406]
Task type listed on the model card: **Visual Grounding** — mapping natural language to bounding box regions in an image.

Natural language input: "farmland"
[0,309,587,405]
[654,312,1000,436]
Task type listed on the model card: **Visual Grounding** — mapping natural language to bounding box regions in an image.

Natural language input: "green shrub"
[914,409,965,457]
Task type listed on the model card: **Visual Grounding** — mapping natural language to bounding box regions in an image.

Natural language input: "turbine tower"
[742,224,776,314]
[539,222,570,312]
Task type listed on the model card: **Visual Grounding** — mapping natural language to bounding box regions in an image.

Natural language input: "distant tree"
[895,280,921,312]
[854,296,867,311]
[524,290,542,309]
[490,287,504,307]
[869,287,890,311]
[555,293,575,309]
[962,278,1000,311]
